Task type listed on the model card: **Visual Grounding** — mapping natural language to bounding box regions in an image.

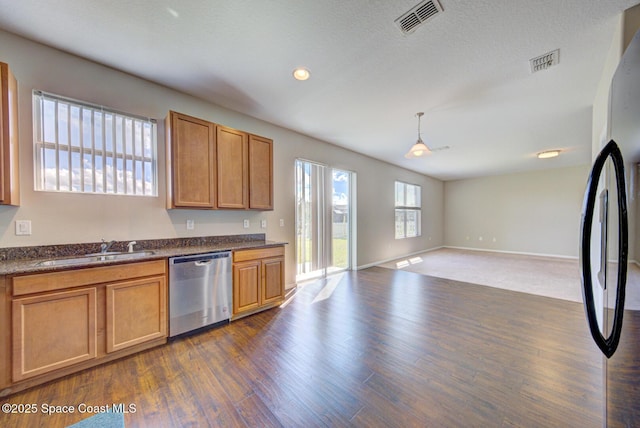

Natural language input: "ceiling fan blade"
[429,145,450,152]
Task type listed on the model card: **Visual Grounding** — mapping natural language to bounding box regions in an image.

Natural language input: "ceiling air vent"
[395,0,444,34]
[530,49,560,73]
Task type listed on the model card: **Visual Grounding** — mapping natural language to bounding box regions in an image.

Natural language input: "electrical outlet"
[16,220,32,236]
[279,219,284,227]
[243,219,250,228]
[261,219,267,229]
[186,219,195,230]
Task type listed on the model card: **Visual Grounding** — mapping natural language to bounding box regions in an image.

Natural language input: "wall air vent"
[395,0,444,34]
[530,49,560,73]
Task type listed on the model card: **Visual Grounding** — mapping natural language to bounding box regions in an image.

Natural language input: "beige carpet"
[379,247,640,310]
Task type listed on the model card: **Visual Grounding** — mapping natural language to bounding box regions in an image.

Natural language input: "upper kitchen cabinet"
[166,111,216,209]
[165,110,274,211]
[217,127,274,210]
[216,125,248,209]
[0,62,20,206]
[248,134,273,210]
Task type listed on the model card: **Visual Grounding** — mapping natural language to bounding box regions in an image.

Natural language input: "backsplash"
[0,234,266,261]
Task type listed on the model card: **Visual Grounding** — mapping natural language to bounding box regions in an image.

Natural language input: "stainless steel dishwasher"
[169,251,232,337]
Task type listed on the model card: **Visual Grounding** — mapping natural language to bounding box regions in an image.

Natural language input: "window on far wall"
[395,180,421,239]
[33,90,158,196]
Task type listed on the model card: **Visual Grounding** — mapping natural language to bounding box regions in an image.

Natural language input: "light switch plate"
[280,219,284,227]
[261,219,267,229]
[186,219,195,230]
[16,220,32,236]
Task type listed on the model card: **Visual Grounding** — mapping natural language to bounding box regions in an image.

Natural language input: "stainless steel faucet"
[100,239,116,254]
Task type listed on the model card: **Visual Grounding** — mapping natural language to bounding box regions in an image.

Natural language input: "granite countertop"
[0,234,287,276]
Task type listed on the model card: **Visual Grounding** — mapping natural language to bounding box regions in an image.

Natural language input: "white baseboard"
[443,246,579,260]
[360,246,578,270]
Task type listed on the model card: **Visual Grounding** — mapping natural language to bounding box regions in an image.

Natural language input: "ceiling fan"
[404,112,449,158]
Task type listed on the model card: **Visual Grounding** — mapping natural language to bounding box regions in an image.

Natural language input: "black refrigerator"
[580,29,640,427]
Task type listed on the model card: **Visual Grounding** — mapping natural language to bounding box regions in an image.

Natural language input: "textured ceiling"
[0,0,638,180]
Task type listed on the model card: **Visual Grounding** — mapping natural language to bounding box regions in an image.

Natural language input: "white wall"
[592,15,624,157]
[444,166,590,258]
[0,30,444,286]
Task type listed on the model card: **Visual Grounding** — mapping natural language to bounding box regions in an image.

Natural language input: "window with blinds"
[395,180,422,239]
[33,91,158,196]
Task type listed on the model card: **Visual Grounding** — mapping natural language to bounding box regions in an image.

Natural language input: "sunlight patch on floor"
[312,273,346,304]
[396,256,424,269]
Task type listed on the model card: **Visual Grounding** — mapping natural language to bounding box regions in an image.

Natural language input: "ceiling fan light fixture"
[405,139,431,158]
[405,112,432,158]
[537,149,560,159]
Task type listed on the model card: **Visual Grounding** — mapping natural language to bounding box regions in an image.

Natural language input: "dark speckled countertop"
[0,234,287,275]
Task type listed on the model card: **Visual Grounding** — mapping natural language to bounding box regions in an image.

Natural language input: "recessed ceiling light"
[537,150,560,159]
[292,67,310,81]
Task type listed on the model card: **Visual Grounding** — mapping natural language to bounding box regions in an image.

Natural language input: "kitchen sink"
[36,250,156,267]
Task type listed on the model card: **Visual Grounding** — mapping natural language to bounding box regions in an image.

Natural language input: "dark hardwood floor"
[0,267,607,427]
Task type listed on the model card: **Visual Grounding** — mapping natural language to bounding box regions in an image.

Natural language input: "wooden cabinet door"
[248,134,273,210]
[105,276,167,353]
[233,260,261,315]
[168,111,216,208]
[12,288,97,381]
[262,257,284,305]
[0,62,6,204]
[216,125,248,209]
[0,62,19,206]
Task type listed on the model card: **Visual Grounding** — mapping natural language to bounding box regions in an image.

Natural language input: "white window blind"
[395,181,421,239]
[33,91,158,196]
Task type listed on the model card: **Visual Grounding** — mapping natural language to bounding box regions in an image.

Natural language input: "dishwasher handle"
[169,251,231,265]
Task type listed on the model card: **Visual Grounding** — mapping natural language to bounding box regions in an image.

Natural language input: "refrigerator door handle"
[597,189,608,290]
[579,139,628,358]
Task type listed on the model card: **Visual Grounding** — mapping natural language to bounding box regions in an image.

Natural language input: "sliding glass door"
[295,160,353,281]
[296,160,326,281]
[331,169,351,271]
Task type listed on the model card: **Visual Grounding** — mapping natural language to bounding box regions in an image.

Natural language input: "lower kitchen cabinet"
[106,276,167,353]
[12,287,97,381]
[262,257,284,305]
[233,260,261,314]
[1,260,167,395]
[232,246,284,318]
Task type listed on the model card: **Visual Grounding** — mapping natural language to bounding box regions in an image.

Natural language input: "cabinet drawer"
[12,260,167,296]
[233,246,284,262]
